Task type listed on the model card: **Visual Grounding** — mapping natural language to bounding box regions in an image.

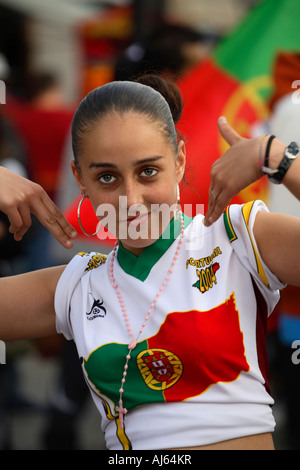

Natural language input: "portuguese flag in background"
[178,0,300,216]
[65,0,300,241]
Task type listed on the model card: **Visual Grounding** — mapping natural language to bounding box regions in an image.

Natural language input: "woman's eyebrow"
[89,162,116,169]
[133,156,164,166]
[88,156,164,169]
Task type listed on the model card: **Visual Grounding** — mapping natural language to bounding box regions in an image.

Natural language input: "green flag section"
[214,0,300,100]
[83,294,249,414]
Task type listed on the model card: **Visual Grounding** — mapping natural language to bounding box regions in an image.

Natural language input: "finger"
[217,116,243,147]
[205,191,231,226]
[33,194,77,248]
[7,207,24,237]
[204,187,218,226]
[43,196,77,239]
[13,205,32,241]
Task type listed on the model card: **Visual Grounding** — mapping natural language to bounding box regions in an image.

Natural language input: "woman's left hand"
[204,117,263,226]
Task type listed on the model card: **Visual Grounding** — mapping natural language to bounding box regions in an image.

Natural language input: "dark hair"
[24,71,59,102]
[71,74,183,163]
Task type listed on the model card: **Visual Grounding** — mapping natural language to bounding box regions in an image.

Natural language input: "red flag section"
[147,293,250,402]
[177,58,269,217]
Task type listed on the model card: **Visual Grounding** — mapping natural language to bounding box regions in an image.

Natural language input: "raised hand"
[204,117,264,226]
[0,166,77,248]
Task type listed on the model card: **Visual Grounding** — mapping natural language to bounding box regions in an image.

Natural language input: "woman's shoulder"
[57,251,108,291]
[72,251,108,272]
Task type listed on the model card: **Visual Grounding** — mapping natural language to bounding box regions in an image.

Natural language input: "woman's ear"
[71,160,87,195]
[176,140,186,184]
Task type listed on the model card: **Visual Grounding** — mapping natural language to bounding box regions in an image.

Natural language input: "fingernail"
[66,239,73,248]
[204,217,212,226]
[71,230,77,238]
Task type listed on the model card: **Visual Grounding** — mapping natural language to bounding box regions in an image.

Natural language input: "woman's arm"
[204,116,300,226]
[254,211,300,287]
[0,265,66,341]
[0,166,77,247]
[203,117,300,286]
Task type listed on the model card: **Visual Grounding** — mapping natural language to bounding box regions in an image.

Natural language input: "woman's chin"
[119,236,158,255]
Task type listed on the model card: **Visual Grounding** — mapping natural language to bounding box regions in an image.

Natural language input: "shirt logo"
[186,246,222,293]
[136,348,183,391]
[86,295,106,320]
[77,252,107,272]
[193,262,220,293]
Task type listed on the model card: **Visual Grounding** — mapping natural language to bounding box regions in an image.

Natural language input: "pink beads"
[128,339,137,350]
[110,211,185,429]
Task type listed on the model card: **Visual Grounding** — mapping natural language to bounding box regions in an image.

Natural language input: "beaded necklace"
[109,211,185,428]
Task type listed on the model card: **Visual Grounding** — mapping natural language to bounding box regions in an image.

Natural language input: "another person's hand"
[0,166,77,248]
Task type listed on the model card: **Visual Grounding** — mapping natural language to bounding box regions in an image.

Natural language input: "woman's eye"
[99,174,116,184]
[141,168,158,178]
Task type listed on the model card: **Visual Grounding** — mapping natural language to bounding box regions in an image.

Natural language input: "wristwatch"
[264,141,299,184]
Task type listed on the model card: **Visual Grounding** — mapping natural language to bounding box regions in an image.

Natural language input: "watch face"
[288,141,299,156]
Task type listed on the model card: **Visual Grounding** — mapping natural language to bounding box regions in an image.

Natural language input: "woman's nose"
[121,180,144,209]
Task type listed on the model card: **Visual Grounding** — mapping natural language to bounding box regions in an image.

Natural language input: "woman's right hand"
[0,166,77,248]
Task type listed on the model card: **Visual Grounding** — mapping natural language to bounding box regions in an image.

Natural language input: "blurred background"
[0,0,299,450]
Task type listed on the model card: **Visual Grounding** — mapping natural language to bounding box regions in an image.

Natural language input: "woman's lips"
[120,212,150,227]
[128,212,149,227]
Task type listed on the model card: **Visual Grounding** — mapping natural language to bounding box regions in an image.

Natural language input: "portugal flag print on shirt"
[83,293,249,411]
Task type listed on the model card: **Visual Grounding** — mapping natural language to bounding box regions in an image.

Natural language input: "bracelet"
[264,134,276,169]
[261,135,278,176]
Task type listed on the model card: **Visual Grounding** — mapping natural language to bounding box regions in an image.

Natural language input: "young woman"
[0,75,299,450]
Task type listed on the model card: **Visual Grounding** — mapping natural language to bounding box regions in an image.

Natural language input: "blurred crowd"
[0,4,299,450]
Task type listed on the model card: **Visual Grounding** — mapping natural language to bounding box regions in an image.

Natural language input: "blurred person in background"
[0,64,77,449]
[115,21,219,82]
[204,52,300,450]
[0,110,33,450]
[5,71,74,271]
[266,52,300,450]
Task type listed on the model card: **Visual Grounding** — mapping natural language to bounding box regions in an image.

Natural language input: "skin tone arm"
[204,117,300,287]
[0,264,65,341]
[0,168,76,341]
[0,166,77,248]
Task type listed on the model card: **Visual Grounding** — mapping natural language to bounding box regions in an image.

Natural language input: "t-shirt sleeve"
[54,251,107,340]
[223,201,286,313]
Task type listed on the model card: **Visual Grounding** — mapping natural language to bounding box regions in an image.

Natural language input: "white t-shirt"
[55,201,285,450]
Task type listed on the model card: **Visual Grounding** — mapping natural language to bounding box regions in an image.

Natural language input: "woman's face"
[72,111,186,255]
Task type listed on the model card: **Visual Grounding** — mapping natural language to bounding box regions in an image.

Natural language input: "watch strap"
[268,141,299,184]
